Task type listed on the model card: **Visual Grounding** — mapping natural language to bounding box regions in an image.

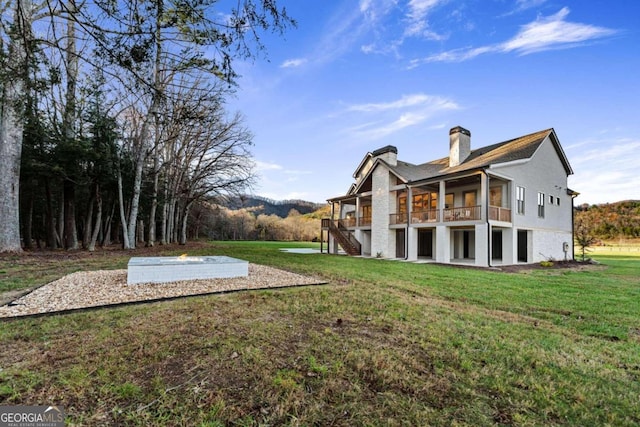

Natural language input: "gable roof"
[389,128,572,185]
[330,128,573,201]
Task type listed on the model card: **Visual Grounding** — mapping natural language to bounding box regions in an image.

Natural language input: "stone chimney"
[372,145,398,166]
[449,126,471,167]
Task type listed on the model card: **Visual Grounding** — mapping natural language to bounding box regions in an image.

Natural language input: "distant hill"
[575,200,640,239]
[222,195,325,218]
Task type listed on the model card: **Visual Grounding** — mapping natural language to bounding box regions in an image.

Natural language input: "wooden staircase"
[322,219,361,256]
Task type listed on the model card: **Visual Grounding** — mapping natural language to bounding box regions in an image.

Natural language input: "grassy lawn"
[1,241,639,426]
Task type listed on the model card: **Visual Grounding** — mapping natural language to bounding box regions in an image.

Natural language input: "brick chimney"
[449,126,471,167]
[372,145,398,166]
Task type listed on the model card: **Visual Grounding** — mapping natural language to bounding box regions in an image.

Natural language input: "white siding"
[491,136,574,262]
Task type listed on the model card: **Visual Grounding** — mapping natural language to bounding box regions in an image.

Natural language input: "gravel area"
[0,264,325,318]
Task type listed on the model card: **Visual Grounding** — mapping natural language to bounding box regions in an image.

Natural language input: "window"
[445,193,454,209]
[464,191,477,207]
[549,195,554,205]
[516,186,525,215]
[361,205,371,219]
[398,196,407,213]
[556,197,560,206]
[412,194,425,211]
[537,192,545,218]
[400,192,440,213]
[490,186,502,207]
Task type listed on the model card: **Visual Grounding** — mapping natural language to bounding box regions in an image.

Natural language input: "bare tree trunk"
[88,184,102,251]
[101,202,114,247]
[147,143,160,246]
[83,192,95,249]
[44,180,57,249]
[179,202,193,245]
[160,188,168,245]
[147,4,164,248]
[61,0,79,251]
[23,189,34,250]
[126,0,165,249]
[63,180,79,249]
[0,0,32,252]
[126,154,144,248]
[117,166,131,249]
[57,189,64,247]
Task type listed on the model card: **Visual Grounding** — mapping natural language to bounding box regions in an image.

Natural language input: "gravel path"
[0,264,325,318]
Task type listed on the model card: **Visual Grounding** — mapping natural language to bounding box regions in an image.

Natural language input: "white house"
[321,126,578,266]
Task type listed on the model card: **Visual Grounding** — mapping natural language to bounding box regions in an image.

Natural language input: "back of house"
[322,126,578,266]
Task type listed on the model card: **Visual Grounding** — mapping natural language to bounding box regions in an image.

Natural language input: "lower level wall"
[329,225,573,266]
[532,229,573,262]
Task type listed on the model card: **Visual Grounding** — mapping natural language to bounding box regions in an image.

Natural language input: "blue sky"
[228,0,639,205]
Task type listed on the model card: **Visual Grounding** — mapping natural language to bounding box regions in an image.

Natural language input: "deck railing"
[389,213,408,225]
[327,204,512,230]
[443,206,481,221]
[489,206,512,222]
[411,209,439,223]
[359,216,372,226]
[341,217,357,228]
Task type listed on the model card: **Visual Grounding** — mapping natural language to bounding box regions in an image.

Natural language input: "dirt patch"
[498,260,602,273]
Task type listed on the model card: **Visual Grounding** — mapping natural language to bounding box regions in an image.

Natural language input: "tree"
[0,0,34,252]
[0,0,294,251]
[574,214,597,261]
[85,0,294,248]
[156,80,255,244]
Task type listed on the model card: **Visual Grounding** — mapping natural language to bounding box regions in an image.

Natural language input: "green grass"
[1,241,639,426]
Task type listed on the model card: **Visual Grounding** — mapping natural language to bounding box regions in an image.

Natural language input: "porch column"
[356,196,361,227]
[480,172,488,221]
[438,180,446,213]
[436,180,448,263]
[407,187,417,260]
[435,225,449,263]
[503,227,515,265]
[475,223,489,267]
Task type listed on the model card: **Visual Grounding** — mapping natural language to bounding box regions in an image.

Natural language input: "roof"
[389,128,572,184]
[329,128,573,201]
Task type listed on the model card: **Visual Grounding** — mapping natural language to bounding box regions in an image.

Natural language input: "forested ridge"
[575,200,640,240]
[223,195,324,217]
[192,201,328,242]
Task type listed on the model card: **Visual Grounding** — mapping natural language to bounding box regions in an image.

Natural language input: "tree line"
[574,200,640,241]
[187,204,329,242]
[0,0,294,252]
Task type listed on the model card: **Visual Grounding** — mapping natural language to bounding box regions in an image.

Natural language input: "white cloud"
[344,93,459,140]
[413,7,617,64]
[515,0,548,11]
[502,7,617,54]
[255,161,283,171]
[501,0,548,16]
[348,93,448,112]
[310,0,396,65]
[403,0,449,40]
[280,58,308,68]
